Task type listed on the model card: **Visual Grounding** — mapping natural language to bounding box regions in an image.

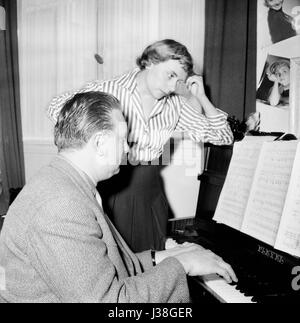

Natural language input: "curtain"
[17,0,99,142]
[204,0,257,120]
[97,0,205,80]
[0,0,25,214]
[17,0,205,142]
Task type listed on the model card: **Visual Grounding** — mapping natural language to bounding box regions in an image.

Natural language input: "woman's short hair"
[136,39,194,76]
[264,0,271,7]
[264,0,284,8]
[269,60,290,75]
[54,92,120,152]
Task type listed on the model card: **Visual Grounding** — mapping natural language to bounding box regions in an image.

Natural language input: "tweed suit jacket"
[0,156,189,303]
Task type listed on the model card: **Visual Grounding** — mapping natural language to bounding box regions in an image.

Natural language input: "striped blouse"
[48,68,233,162]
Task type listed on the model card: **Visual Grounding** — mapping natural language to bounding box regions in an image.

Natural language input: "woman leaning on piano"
[47,39,233,253]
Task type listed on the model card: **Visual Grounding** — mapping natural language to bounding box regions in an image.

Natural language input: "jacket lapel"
[50,156,142,276]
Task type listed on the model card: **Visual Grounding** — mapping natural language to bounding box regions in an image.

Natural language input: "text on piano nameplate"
[258,245,285,264]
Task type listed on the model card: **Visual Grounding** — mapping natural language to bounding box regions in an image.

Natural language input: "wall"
[18,0,99,181]
[17,0,206,218]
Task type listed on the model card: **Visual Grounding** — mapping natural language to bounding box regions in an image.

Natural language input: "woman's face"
[267,0,284,10]
[276,66,290,87]
[145,60,188,99]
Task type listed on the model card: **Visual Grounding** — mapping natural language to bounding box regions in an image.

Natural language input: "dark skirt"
[98,164,170,253]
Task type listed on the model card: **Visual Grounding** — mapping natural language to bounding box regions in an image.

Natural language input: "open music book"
[213,137,300,258]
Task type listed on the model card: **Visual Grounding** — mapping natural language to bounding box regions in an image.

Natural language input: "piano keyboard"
[200,274,255,303]
[171,219,300,303]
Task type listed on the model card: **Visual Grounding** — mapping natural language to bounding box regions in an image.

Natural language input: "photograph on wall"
[258,0,300,50]
[256,54,291,107]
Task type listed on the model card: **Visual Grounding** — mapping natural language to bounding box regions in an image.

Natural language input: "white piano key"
[201,274,255,303]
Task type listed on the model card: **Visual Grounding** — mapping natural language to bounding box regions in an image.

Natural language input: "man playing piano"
[0,92,237,303]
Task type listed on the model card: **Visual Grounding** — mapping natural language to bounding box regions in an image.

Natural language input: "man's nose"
[124,141,130,154]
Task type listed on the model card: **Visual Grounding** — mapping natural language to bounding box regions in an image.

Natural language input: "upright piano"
[168,143,300,303]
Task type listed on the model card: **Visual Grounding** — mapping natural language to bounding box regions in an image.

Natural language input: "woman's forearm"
[197,94,221,117]
[184,92,221,117]
[184,95,203,114]
[184,75,222,117]
[268,81,281,106]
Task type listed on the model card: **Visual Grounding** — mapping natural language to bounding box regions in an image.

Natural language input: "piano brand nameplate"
[257,245,285,264]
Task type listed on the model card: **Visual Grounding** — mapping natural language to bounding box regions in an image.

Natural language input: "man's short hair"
[54,92,120,152]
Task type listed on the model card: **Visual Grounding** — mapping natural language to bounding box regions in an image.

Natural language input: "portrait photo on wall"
[258,0,300,49]
[256,54,291,107]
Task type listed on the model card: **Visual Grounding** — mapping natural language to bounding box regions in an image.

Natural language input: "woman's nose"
[169,80,177,93]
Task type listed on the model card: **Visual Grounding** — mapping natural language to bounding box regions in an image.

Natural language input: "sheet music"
[241,141,298,246]
[213,138,272,230]
[275,142,300,257]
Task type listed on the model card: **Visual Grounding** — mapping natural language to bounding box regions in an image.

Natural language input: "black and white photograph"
[1,0,300,307]
[258,0,300,50]
[256,0,300,134]
[256,54,291,107]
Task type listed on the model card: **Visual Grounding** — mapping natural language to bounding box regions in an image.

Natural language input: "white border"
[290,57,300,137]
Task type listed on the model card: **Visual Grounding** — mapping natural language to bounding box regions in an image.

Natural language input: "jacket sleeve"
[135,251,153,272]
[175,96,234,146]
[27,198,190,303]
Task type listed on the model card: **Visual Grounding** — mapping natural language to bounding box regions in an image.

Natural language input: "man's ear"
[92,132,107,157]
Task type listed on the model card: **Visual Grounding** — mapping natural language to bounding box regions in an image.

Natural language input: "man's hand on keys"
[157,242,238,284]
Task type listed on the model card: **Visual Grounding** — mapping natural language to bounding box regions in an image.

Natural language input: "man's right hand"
[155,244,238,284]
